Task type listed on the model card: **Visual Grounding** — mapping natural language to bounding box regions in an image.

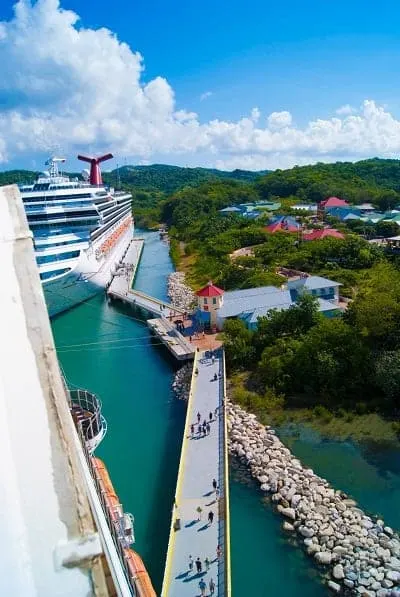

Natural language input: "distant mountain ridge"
[111,163,268,193]
[0,163,268,195]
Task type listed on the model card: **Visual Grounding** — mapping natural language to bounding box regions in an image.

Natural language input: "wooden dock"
[147,318,194,361]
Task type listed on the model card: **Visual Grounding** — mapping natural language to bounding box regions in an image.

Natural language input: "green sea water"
[52,231,400,596]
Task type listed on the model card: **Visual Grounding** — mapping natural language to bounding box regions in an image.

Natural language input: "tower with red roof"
[196,281,224,329]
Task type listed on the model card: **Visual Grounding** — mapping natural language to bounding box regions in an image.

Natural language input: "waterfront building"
[195,281,225,330]
[19,154,133,317]
[204,275,342,331]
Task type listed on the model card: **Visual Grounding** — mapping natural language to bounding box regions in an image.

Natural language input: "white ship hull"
[44,224,133,317]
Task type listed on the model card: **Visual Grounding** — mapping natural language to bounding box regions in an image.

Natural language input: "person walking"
[188,555,193,573]
[211,354,215,364]
[206,422,210,435]
[209,578,216,595]
[196,506,203,521]
[198,579,206,596]
[215,488,220,502]
[198,424,202,436]
[216,545,222,559]
[197,412,201,423]
[190,424,194,438]
[212,478,217,492]
[208,510,214,525]
[204,556,210,571]
[195,557,202,573]
[202,422,207,436]
[209,411,213,422]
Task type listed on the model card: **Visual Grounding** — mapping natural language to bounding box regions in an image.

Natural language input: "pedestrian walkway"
[161,349,231,597]
[107,239,186,319]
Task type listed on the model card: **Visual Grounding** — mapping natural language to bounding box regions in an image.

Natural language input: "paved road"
[162,349,228,597]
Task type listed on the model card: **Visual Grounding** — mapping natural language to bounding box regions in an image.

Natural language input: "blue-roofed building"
[219,201,281,219]
[219,206,242,215]
[212,275,342,330]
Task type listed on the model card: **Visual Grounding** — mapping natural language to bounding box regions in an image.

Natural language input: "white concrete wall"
[0,185,107,596]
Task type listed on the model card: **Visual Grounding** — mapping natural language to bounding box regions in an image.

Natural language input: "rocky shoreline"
[167,271,196,311]
[228,401,400,596]
[172,364,193,400]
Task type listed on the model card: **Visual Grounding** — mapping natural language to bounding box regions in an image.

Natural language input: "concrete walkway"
[162,349,230,597]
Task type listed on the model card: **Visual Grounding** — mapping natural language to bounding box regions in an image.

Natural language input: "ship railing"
[75,429,138,596]
[69,388,107,453]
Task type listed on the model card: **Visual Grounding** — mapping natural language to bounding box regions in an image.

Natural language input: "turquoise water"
[52,231,400,596]
[278,425,400,530]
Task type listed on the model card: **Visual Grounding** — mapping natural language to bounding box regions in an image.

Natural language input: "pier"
[108,237,194,360]
[161,349,231,597]
[147,318,195,360]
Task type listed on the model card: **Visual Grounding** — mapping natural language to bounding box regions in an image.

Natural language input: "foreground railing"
[72,402,138,596]
[69,388,107,452]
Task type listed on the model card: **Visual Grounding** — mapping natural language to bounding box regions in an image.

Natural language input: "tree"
[254,293,320,355]
[222,319,256,370]
[346,263,400,349]
[374,351,400,407]
[375,220,399,238]
[291,318,371,402]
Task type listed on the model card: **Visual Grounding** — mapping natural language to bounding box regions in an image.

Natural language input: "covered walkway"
[161,349,231,597]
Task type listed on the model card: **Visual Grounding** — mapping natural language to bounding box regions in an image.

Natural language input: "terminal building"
[195,276,342,332]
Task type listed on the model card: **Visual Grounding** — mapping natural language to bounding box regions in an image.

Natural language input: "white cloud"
[0,1,400,171]
[267,110,292,130]
[200,91,213,101]
[336,104,357,116]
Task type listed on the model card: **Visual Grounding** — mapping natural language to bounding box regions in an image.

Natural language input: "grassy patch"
[227,373,400,444]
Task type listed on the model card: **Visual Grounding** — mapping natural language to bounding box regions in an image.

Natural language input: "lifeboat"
[92,458,156,597]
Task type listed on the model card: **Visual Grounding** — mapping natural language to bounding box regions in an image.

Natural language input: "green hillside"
[106,164,266,193]
[0,163,266,194]
[256,158,400,209]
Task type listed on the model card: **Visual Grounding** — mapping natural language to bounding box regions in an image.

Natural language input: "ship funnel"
[77,153,113,185]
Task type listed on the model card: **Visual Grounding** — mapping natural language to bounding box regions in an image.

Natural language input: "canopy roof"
[196,281,224,297]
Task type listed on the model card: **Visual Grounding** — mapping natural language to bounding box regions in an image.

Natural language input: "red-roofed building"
[303,228,345,241]
[196,281,224,328]
[265,216,300,234]
[196,281,224,298]
[318,196,349,217]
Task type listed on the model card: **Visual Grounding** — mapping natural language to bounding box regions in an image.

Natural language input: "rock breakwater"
[172,364,192,400]
[228,401,400,596]
[167,272,196,311]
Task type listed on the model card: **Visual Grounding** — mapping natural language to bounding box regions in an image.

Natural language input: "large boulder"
[315,551,332,565]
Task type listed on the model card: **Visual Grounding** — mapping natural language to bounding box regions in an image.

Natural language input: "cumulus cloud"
[336,104,357,116]
[267,111,292,130]
[1,1,400,170]
[200,91,213,101]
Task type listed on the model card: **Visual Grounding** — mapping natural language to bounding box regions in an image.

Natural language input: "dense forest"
[111,164,266,193]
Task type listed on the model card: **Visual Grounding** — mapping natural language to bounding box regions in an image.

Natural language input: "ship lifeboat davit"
[92,458,156,597]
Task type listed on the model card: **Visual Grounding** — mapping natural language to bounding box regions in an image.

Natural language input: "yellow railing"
[161,350,199,596]
[222,349,232,597]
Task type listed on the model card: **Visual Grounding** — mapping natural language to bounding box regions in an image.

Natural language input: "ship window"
[36,250,80,265]
[40,267,71,280]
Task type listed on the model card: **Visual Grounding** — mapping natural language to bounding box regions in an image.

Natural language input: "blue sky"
[1,0,400,171]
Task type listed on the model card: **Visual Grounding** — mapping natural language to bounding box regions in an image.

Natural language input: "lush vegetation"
[110,164,265,194]
[256,158,400,210]
[223,263,400,432]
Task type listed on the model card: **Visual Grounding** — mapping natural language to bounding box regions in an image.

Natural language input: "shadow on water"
[140,385,186,591]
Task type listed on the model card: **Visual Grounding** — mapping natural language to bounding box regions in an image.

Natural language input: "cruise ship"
[19,153,133,317]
